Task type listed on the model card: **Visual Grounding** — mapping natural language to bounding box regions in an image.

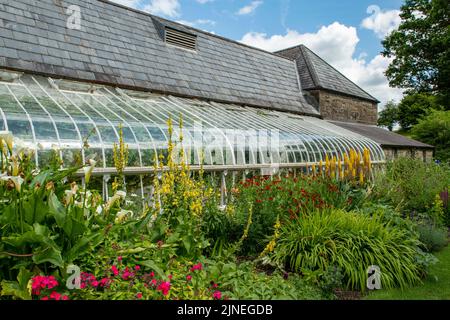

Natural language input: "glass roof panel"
[0,74,385,170]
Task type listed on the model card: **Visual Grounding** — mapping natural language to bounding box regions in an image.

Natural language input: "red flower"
[62,295,69,300]
[50,291,61,300]
[157,282,171,296]
[111,265,119,276]
[168,274,173,280]
[40,296,49,300]
[117,256,123,262]
[186,275,192,281]
[134,265,141,271]
[190,263,203,272]
[256,199,262,203]
[213,291,222,300]
[150,272,155,278]
[136,292,143,299]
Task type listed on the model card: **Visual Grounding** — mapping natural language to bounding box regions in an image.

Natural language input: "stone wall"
[382,147,434,162]
[309,90,378,125]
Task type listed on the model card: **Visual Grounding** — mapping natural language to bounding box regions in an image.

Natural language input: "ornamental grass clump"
[268,209,425,291]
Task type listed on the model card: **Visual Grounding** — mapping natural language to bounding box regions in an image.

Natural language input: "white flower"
[83,159,97,184]
[0,131,13,153]
[115,209,132,224]
[96,205,103,215]
[116,190,126,199]
[65,189,75,204]
[10,176,24,192]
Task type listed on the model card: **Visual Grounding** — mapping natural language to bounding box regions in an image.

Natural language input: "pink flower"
[151,279,157,286]
[157,281,171,296]
[91,280,99,287]
[136,292,143,299]
[150,272,155,278]
[80,282,86,289]
[111,265,119,276]
[100,278,112,287]
[186,275,192,281]
[168,274,173,280]
[62,295,69,300]
[134,265,141,271]
[121,267,135,280]
[213,291,222,300]
[40,296,49,300]
[118,256,123,262]
[190,263,203,272]
[50,291,61,300]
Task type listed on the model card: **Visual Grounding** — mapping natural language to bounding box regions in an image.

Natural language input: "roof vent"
[165,27,197,51]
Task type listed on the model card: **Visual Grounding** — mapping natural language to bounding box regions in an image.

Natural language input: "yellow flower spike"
[319,160,323,175]
[312,163,316,177]
[359,171,364,185]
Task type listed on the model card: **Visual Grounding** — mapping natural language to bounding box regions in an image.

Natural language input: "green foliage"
[207,260,322,300]
[416,223,448,252]
[270,209,425,291]
[397,93,443,130]
[382,0,450,100]
[378,100,399,131]
[232,175,366,255]
[373,157,450,217]
[411,110,450,162]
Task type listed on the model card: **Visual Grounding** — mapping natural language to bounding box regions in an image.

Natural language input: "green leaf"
[0,267,32,300]
[140,260,166,279]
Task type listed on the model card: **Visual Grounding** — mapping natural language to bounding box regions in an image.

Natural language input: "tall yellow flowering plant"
[150,116,212,258]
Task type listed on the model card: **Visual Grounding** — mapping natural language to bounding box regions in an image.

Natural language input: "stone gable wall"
[310,90,378,125]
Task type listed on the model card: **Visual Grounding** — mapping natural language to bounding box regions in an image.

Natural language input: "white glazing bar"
[101,88,159,164]
[163,96,237,165]
[189,102,259,165]
[15,79,64,162]
[5,84,39,166]
[0,107,8,131]
[56,90,107,171]
[32,77,86,164]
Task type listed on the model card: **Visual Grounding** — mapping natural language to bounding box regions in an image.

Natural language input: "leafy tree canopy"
[382,0,450,102]
[411,110,450,162]
[397,93,444,129]
[378,100,399,131]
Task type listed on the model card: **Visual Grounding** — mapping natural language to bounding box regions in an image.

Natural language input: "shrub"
[232,175,367,255]
[411,110,450,162]
[373,157,450,219]
[416,223,448,252]
[269,209,426,291]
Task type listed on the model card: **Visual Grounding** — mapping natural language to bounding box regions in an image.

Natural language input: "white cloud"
[361,5,401,38]
[109,0,141,8]
[240,22,403,105]
[143,0,180,17]
[237,1,263,15]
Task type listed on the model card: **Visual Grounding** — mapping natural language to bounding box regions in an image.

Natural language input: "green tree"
[411,110,450,162]
[382,0,450,102]
[378,100,399,131]
[397,93,443,130]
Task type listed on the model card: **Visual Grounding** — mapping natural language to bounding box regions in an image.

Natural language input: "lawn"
[365,243,450,300]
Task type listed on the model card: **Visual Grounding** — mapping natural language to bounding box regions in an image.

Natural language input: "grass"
[365,244,450,300]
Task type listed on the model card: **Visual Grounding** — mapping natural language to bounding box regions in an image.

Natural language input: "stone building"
[277,45,434,161]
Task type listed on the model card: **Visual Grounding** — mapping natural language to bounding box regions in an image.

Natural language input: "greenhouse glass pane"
[33,120,58,141]
[6,118,33,140]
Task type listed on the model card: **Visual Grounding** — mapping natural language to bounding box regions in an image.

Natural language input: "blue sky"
[111,0,406,106]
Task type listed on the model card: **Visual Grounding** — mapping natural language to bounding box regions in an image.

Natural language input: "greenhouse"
[0,72,384,196]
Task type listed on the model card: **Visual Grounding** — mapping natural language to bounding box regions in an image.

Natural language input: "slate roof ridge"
[299,45,380,102]
[98,0,294,63]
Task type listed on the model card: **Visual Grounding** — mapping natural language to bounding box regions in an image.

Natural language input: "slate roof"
[330,121,434,149]
[0,0,319,116]
[276,45,379,103]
